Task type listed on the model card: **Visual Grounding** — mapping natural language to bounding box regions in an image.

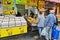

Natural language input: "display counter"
[0,15,27,38]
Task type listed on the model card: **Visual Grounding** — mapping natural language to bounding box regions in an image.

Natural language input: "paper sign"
[3,10,15,15]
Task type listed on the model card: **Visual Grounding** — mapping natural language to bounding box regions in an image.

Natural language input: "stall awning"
[45,0,60,3]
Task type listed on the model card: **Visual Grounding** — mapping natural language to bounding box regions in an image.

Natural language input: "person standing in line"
[45,9,56,40]
[37,11,45,38]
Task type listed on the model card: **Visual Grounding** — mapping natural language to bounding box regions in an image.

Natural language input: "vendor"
[30,11,34,18]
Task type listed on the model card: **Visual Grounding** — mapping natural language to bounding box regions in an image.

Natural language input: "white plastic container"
[15,21,21,26]
[9,21,15,27]
[15,18,21,21]
[0,21,2,28]
[4,15,10,17]
[2,21,9,28]
[9,18,15,21]
[0,16,4,19]
[0,19,3,21]
[4,17,9,19]
[9,15,15,18]
[21,20,27,26]
[3,19,9,22]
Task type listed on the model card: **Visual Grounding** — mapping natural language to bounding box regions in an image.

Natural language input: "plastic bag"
[41,28,47,36]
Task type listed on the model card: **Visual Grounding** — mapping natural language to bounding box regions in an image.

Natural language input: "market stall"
[0,0,28,38]
[0,15,27,38]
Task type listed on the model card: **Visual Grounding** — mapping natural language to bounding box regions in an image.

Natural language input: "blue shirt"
[45,13,56,27]
[37,15,45,27]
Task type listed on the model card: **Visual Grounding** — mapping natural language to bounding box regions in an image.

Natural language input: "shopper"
[37,11,45,37]
[45,9,56,40]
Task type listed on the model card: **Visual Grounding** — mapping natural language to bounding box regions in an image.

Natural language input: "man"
[37,12,45,37]
[45,9,56,40]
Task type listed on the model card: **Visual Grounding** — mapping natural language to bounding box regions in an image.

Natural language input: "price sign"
[10,10,15,14]
[3,10,10,15]
[3,10,15,15]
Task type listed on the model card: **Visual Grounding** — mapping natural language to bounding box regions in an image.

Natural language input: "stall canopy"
[45,0,60,3]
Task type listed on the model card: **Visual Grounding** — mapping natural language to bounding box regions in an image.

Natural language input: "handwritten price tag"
[3,10,15,15]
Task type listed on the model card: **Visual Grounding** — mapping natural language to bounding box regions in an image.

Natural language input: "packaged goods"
[9,18,15,21]
[15,17,21,19]
[4,17,9,19]
[0,21,2,28]
[3,19,9,22]
[15,21,21,26]
[4,15,10,17]
[15,19,21,21]
[0,16,27,28]
[15,17,20,21]
[2,21,8,28]
[9,15,15,18]
[9,21,15,27]
[0,16,4,19]
[0,19,3,21]
[21,20,27,26]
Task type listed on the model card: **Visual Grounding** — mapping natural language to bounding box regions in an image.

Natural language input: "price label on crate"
[3,10,10,14]
[10,10,15,14]
[3,10,15,15]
